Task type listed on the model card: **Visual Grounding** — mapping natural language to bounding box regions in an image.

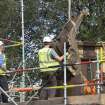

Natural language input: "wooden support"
[1,94,105,105]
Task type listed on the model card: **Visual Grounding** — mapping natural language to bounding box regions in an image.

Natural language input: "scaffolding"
[0,0,105,105]
[20,0,25,102]
[0,44,105,104]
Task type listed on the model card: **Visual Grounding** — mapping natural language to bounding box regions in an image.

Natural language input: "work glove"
[66,52,69,56]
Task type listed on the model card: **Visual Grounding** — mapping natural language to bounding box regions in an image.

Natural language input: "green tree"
[0,0,105,69]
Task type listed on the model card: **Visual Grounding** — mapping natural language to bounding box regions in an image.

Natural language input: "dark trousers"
[0,76,8,103]
[39,72,57,99]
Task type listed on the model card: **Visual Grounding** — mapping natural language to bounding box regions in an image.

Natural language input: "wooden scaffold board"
[0,94,105,105]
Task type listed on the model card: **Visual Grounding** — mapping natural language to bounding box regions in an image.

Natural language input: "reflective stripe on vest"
[0,54,6,75]
[38,48,59,72]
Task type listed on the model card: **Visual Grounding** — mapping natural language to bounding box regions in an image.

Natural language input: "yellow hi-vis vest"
[0,54,6,75]
[38,47,60,72]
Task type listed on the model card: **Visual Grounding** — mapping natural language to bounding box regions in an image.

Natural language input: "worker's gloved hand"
[6,70,11,77]
[66,52,69,56]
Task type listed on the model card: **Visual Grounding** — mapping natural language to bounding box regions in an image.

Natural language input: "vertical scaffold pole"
[68,0,71,19]
[64,42,67,105]
[96,49,101,94]
[100,47,103,84]
[20,0,25,102]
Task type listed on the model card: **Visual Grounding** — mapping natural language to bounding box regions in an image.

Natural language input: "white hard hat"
[0,41,3,46]
[43,36,52,42]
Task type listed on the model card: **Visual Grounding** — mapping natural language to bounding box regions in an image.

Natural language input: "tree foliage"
[0,0,105,68]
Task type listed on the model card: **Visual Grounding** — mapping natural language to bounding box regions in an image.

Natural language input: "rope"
[46,83,102,89]
[2,59,105,75]
[0,37,21,44]
[8,81,102,92]
[5,43,22,48]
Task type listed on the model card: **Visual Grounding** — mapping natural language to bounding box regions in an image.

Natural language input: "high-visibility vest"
[0,54,6,75]
[38,47,60,72]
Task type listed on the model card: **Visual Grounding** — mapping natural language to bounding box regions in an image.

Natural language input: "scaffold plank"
[0,94,105,105]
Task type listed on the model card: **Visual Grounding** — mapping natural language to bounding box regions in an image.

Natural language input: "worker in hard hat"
[0,41,8,103]
[38,36,64,99]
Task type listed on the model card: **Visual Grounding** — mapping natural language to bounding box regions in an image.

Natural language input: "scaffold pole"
[68,0,71,19]
[0,87,18,105]
[96,49,101,94]
[20,0,25,102]
[64,42,67,105]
